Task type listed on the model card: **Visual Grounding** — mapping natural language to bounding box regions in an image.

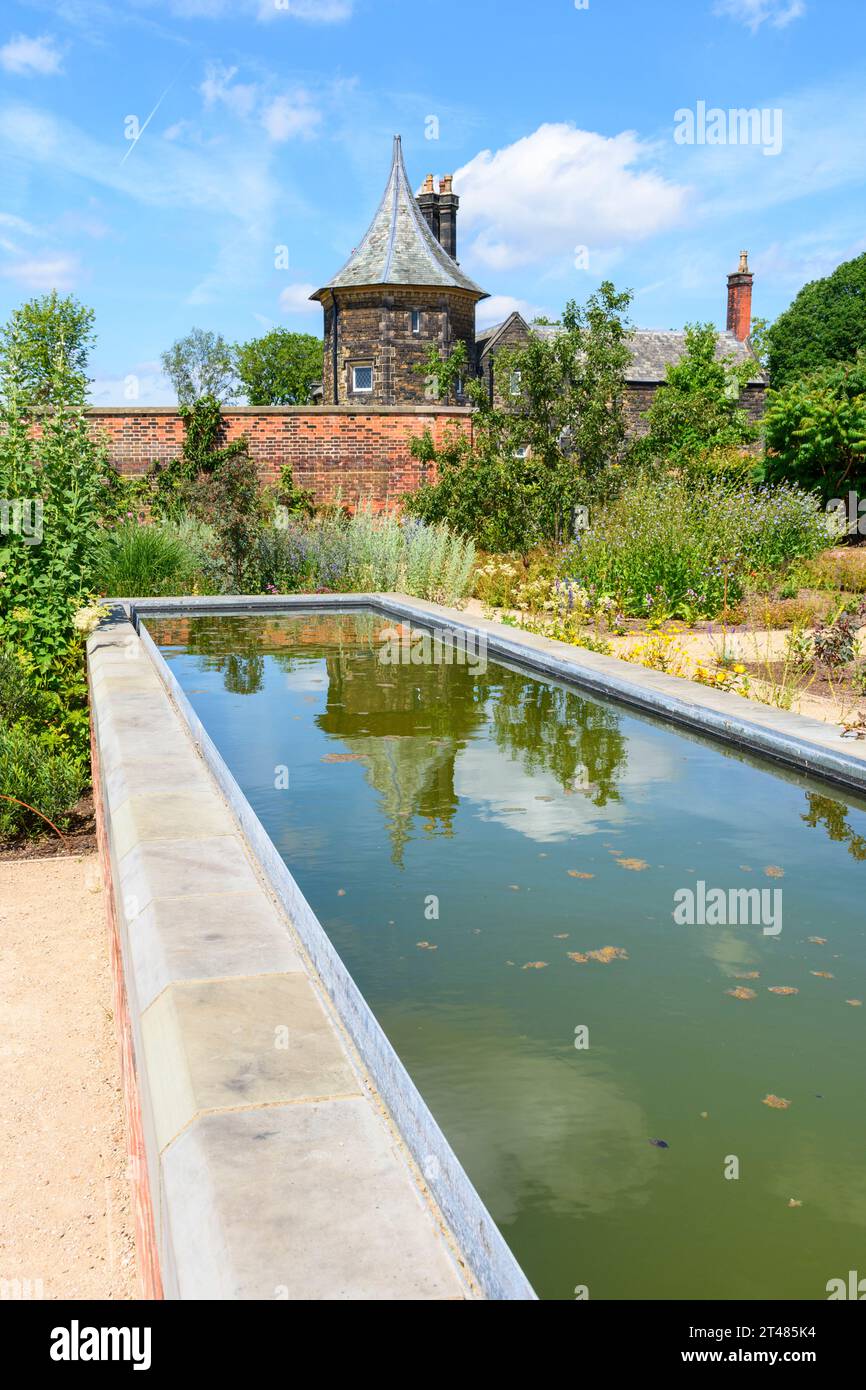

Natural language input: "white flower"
[73,603,108,636]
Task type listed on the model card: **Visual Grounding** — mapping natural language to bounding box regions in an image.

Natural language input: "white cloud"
[279,282,317,312]
[0,34,63,76]
[454,123,688,271]
[0,254,79,290]
[476,294,539,329]
[262,92,320,142]
[713,0,806,31]
[200,63,258,118]
[0,101,292,306]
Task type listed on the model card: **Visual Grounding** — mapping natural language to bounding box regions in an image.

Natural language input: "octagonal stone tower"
[311,135,488,405]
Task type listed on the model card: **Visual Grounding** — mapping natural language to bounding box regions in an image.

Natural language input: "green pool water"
[148,609,866,1301]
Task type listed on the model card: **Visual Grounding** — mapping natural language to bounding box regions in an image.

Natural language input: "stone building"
[311,137,766,425]
[310,135,488,406]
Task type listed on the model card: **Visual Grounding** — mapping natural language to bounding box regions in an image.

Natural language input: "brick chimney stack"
[727,251,753,342]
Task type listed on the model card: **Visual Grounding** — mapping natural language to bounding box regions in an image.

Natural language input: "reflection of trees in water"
[163,612,629,861]
[801,793,866,861]
[487,670,627,806]
[222,653,265,695]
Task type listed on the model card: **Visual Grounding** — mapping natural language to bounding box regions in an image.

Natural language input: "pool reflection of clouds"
[453,729,678,844]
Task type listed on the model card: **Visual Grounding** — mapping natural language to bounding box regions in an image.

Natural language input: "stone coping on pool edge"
[88,609,541,1301]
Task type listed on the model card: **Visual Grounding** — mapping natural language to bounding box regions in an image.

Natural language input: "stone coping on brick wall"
[84,404,474,416]
[88,605,536,1302]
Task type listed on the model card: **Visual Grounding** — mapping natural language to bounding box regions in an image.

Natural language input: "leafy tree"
[763,352,866,501]
[632,323,759,471]
[768,251,866,388]
[0,291,95,407]
[161,328,237,405]
[235,328,323,405]
[406,282,633,548]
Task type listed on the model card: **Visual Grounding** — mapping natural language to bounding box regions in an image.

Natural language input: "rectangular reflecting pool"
[146,609,866,1301]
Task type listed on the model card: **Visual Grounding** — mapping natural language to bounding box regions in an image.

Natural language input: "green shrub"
[0,723,84,838]
[565,474,832,619]
[0,648,50,727]
[764,354,866,503]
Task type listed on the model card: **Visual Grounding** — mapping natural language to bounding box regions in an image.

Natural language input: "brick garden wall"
[84,405,474,508]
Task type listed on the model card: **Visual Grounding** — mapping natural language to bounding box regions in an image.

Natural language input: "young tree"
[161,328,238,405]
[0,291,95,407]
[235,329,323,405]
[764,353,866,502]
[406,282,633,547]
[768,251,866,389]
[632,323,758,471]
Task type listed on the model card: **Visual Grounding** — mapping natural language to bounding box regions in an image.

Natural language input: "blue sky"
[1,0,864,403]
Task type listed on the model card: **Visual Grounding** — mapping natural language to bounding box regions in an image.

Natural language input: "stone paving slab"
[162,1102,466,1300]
[142,974,361,1153]
[128,892,303,1013]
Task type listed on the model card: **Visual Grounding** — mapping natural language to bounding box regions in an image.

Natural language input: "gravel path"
[0,854,137,1300]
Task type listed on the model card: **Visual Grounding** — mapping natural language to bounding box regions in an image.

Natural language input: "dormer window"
[352,364,373,393]
[411,309,421,335]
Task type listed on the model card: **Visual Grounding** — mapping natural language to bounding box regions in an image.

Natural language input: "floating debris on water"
[568,947,628,964]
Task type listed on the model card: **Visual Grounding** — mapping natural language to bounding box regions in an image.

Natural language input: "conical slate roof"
[311,135,487,301]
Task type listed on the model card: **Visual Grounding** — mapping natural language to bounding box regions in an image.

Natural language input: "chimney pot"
[439,174,453,194]
[421,174,435,194]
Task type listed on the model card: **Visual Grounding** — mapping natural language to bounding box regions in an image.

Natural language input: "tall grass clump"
[94,515,213,597]
[566,474,834,619]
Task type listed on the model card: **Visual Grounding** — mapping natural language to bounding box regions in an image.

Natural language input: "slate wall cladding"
[82,406,475,507]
